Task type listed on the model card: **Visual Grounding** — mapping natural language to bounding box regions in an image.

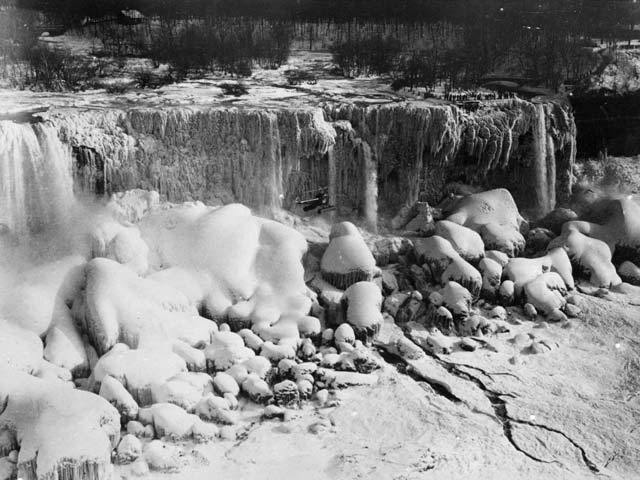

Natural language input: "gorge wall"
[0,97,577,234]
[571,91,640,158]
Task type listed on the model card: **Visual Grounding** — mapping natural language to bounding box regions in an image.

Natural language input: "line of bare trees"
[327,0,631,92]
[3,0,640,91]
[133,19,293,79]
[9,0,640,34]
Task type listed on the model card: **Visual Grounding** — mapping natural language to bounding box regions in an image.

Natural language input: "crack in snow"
[440,359,523,382]
[376,340,600,473]
[442,361,600,473]
[377,349,463,404]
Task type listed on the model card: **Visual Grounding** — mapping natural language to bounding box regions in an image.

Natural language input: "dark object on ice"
[460,100,480,111]
[537,207,578,235]
[526,227,556,253]
[285,69,317,86]
[219,82,249,97]
[81,9,146,27]
[117,10,146,25]
[32,24,67,36]
[296,187,335,214]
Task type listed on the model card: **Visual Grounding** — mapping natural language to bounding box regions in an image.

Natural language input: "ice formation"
[444,189,527,257]
[138,202,314,330]
[1,93,631,480]
[44,98,576,229]
[0,255,85,337]
[0,368,120,480]
[0,321,43,373]
[82,258,217,354]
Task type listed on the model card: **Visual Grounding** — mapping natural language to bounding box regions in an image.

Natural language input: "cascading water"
[546,132,557,211]
[0,121,75,237]
[360,141,378,233]
[532,103,553,216]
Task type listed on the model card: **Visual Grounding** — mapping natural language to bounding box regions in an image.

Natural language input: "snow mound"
[446,189,526,257]
[0,367,120,480]
[82,258,217,355]
[139,203,313,331]
[0,321,43,373]
[0,255,85,337]
[91,344,188,405]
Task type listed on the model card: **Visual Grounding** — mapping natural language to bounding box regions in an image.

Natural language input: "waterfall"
[546,132,556,212]
[360,141,378,233]
[532,104,552,216]
[0,121,75,236]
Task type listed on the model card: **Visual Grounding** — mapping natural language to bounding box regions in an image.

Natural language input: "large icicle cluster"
[53,108,337,214]
[45,97,575,230]
[326,98,576,218]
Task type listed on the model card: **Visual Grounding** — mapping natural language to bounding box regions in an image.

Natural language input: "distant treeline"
[7,0,640,36]
[3,0,640,92]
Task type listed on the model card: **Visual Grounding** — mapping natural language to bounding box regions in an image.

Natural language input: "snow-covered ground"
[0,75,432,117]
[0,37,448,115]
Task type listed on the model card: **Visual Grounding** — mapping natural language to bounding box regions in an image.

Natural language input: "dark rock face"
[572,91,640,158]
[73,145,107,195]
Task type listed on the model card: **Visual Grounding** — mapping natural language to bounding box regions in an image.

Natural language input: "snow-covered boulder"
[0,368,120,480]
[321,222,379,290]
[92,344,187,405]
[342,281,383,344]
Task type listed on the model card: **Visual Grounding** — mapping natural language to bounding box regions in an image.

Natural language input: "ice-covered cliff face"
[50,108,337,216]
[326,99,576,222]
[0,121,75,236]
[6,98,575,233]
